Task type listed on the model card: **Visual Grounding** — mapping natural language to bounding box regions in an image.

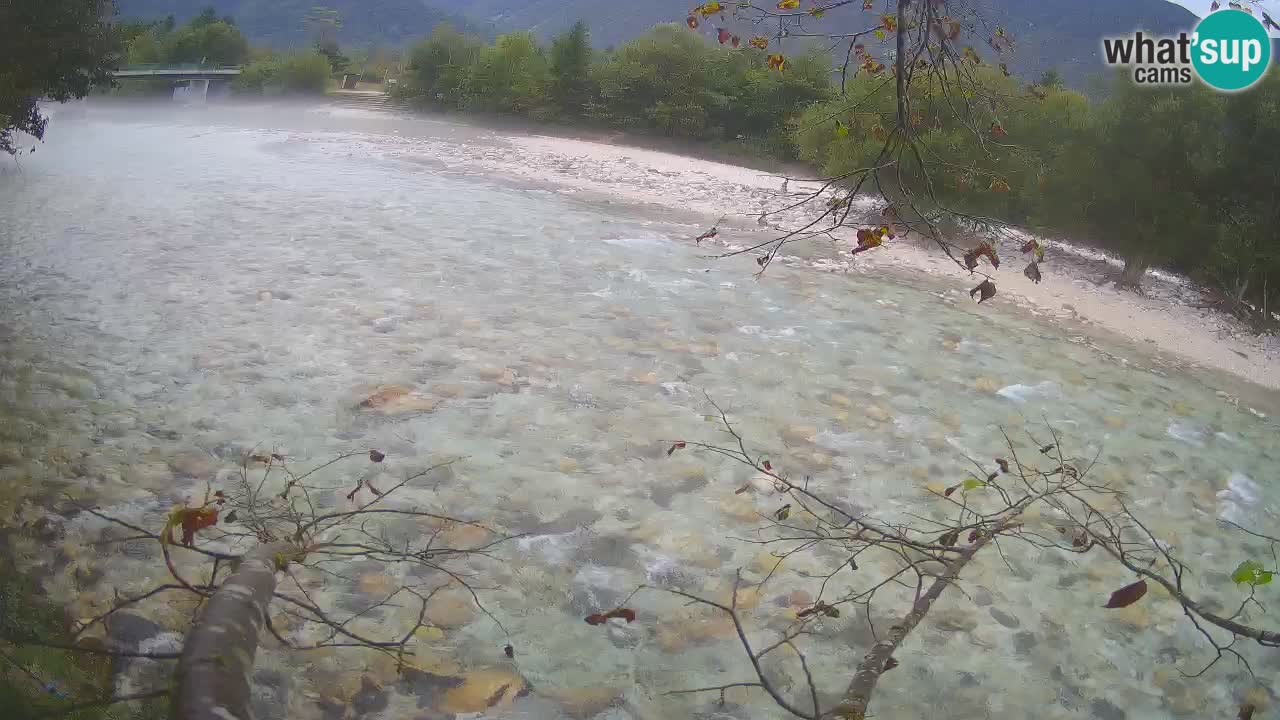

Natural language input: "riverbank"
[477,130,1280,391]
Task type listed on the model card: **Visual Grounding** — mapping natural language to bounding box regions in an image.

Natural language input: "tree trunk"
[1115,254,1149,291]
[173,542,297,720]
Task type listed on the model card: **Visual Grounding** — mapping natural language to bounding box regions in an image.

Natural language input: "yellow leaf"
[777,0,800,9]
[767,53,787,71]
[835,120,849,138]
[809,7,826,17]
[874,28,886,40]
[749,36,769,49]
[698,1,724,15]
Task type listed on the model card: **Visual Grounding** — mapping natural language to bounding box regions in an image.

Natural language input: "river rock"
[931,608,978,632]
[425,590,477,628]
[865,405,890,422]
[989,607,1021,629]
[973,377,999,393]
[780,425,817,445]
[656,611,737,653]
[357,384,438,415]
[439,670,529,714]
[544,686,625,718]
[432,383,466,398]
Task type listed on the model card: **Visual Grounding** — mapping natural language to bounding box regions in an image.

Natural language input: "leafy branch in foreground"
[3,449,518,719]
[588,394,1276,719]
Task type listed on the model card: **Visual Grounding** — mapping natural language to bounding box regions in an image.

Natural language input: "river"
[1,100,1277,719]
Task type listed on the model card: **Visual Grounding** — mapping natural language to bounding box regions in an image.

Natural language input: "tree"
[0,0,118,156]
[1043,74,1223,288]
[464,32,549,114]
[3,450,513,719]
[549,21,594,117]
[1207,70,1280,326]
[163,18,249,66]
[401,24,483,106]
[641,398,1276,720]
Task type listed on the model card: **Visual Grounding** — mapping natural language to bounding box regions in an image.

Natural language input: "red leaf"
[584,614,608,625]
[735,483,751,494]
[686,15,699,29]
[369,449,385,463]
[967,529,980,543]
[884,657,899,671]
[944,485,958,497]
[179,507,219,547]
[762,460,773,471]
[605,608,637,623]
[718,28,731,44]
[995,458,1010,473]
[667,441,686,456]
[1103,579,1148,609]
[731,34,740,48]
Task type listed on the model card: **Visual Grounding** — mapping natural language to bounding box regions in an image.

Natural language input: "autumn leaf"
[756,255,768,267]
[735,483,751,494]
[762,459,773,471]
[990,122,1006,139]
[695,227,718,243]
[938,530,960,547]
[718,28,731,44]
[835,119,850,138]
[863,0,873,8]
[967,529,980,543]
[775,503,792,521]
[945,18,962,40]
[1103,579,1148,608]
[969,279,997,303]
[1024,262,1042,284]
[749,36,769,49]
[881,15,897,32]
[1039,443,1056,454]
[874,28,885,40]
[809,7,826,18]
[767,53,787,71]
[697,1,724,15]
[962,46,982,65]
[504,644,514,658]
[961,477,986,492]
[369,449,385,463]
[963,241,999,270]
[870,123,886,141]
[777,0,800,9]
[995,458,1010,473]
[989,178,1010,193]
[224,509,238,523]
[884,657,899,671]
[686,15,699,29]
[179,506,219,547]
[585,608,637,625]
[731,34,741,48]
[667,441,686,456]
[1240,703,1256,720]
[943,484,958,497]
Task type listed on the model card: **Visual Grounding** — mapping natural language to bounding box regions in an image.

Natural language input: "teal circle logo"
[1192,9,1272,91]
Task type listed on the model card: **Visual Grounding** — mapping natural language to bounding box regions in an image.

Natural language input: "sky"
[1169,0,1280,35]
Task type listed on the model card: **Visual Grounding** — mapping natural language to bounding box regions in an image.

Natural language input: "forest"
[390,20,1279,323]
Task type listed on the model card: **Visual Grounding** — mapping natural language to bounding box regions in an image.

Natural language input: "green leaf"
[835,120,849,138]
[1231,560,1272,586]
[874,28,886,40]
[961,477,986,491]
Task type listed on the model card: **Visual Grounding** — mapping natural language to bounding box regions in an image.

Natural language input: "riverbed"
[1,100,1277,719]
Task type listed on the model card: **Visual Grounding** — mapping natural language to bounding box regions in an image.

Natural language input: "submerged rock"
[356,384,438,415]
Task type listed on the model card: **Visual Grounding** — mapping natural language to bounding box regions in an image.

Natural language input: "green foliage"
[0,555,166,719]
[233,50,330,95]
[1232,560,1274,586]
[549,21,594,117]
[401,24,483,106]
[0,0,118,154]
[1043,73,1223,285]
[162,18,249,65]
[465,32,549,114]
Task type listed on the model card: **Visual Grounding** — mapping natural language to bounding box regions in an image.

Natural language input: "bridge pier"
[173,79,210,104]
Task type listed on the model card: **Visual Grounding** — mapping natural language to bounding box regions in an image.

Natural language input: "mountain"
[112,1,483,47]
[114,0,1200,86]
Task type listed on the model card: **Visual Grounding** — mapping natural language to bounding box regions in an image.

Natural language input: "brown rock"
[358,573,394,596]
[544,687,625,718]
[358,385,438,415]
[432,383,466,399]
[439,671,528,714]
[425,591,477,629]
[169,452,215,478]
[780,425,818,445]
[656,612,736,652]
[625,370,658,384]
[865,405,890,423]
[440,523,491,549]
[784,589,814,608]
[973,377,998,393]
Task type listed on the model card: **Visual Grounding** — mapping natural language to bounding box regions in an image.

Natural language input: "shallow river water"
[1,102,1277,719]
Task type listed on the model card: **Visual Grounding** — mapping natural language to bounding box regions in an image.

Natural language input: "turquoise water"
[0,102,1276,718]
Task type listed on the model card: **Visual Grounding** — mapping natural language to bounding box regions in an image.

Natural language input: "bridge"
[111,64,243,102]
